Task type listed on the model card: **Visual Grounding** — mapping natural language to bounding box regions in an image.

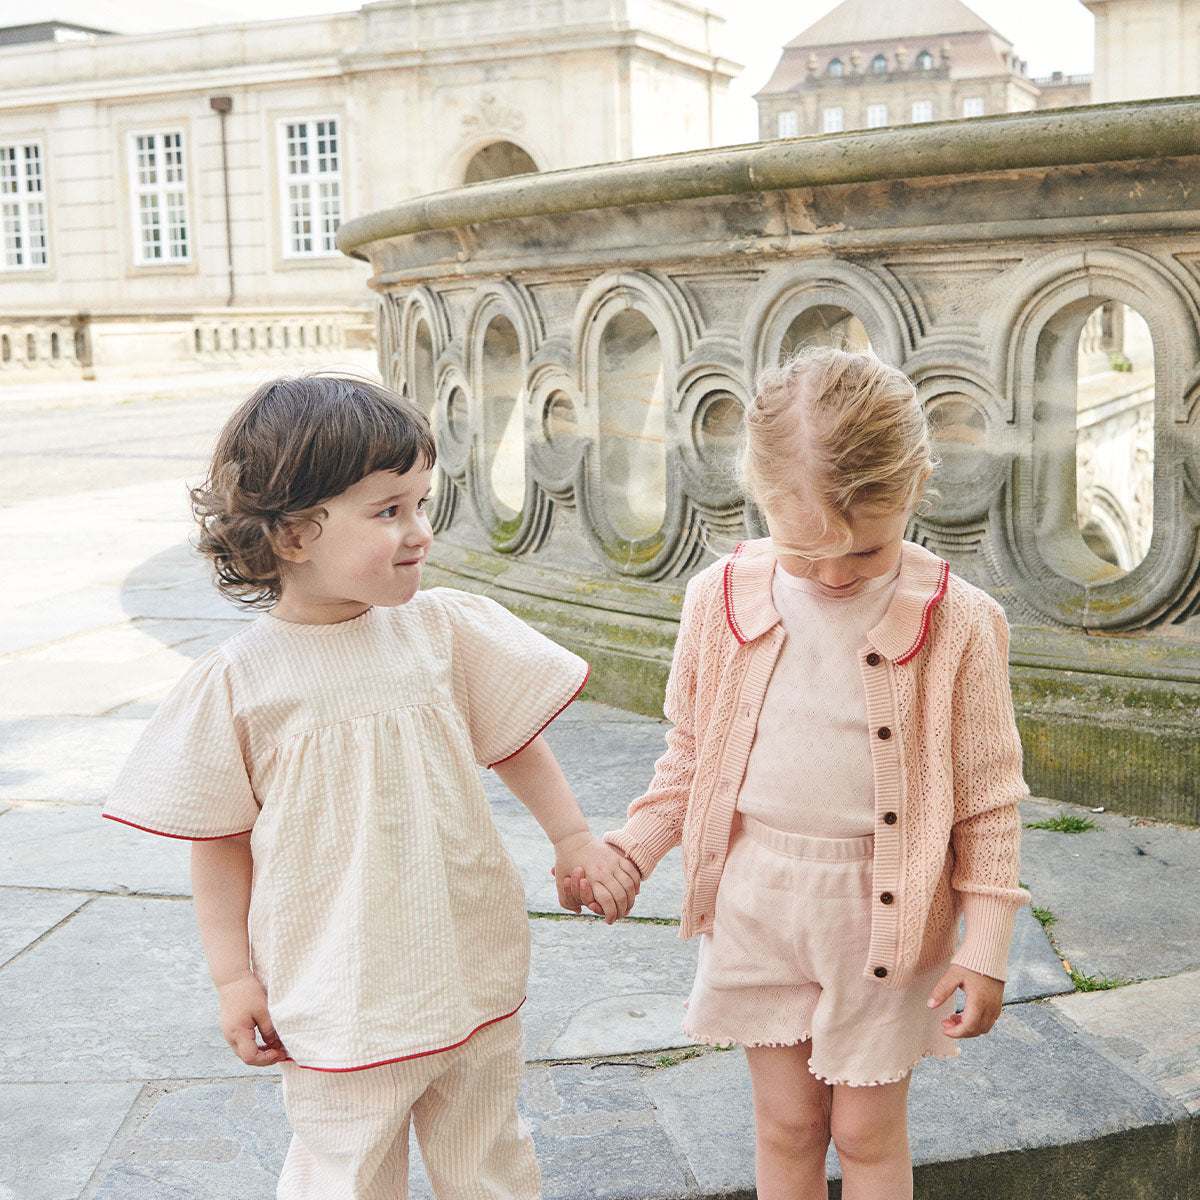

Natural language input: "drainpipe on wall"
[209,95,235,307]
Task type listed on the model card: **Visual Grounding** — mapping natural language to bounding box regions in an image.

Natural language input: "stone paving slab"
[0,1081,144,1200]
[1018,798,1200,981]
[0,719,146,804]
[0,806,192,895]
[0,886,92,965]
[1051,968,1200,1114]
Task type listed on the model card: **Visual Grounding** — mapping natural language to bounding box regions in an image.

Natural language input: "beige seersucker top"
[103,589,588,1072]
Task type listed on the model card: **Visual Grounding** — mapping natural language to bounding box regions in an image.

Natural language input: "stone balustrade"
[338,97,1200,822]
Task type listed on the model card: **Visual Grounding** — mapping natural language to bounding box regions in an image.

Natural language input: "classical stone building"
[0,1,735,381]
[755,0,1091,140]
[1085,0,1200,101]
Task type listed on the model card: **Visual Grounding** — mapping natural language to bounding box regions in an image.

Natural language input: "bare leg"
[745,1041,833,1200]
[829,1074,913,1200]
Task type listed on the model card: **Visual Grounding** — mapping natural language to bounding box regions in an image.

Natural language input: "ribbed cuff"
[950,892,1024,982]
[603,811,679,881]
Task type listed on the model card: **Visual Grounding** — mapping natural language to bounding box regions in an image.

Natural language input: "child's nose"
[815,557,856,586]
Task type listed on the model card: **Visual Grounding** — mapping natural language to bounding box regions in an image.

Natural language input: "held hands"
[551,831,641,924]
[216,971,289,1066]
[927,965,1005,1038]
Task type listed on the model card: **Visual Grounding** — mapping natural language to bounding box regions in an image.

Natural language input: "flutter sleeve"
[102,647,260,840]
[438,589,590,769]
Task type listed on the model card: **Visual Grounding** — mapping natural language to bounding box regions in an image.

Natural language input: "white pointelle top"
[736,563,900,838]
[103,589,588,1072]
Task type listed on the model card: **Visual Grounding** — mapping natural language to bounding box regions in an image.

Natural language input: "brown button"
[865,652,881,666]
[880,892,894,905]
[877,726,892,740]
[883,811,898,825]
[873,966,888,979]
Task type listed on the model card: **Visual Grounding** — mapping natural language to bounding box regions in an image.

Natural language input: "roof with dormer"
[783,0,1010,48]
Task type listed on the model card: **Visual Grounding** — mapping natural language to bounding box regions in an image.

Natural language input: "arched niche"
[464,141,539,184]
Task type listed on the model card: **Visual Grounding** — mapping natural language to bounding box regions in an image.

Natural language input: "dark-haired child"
[103,374,638,1199]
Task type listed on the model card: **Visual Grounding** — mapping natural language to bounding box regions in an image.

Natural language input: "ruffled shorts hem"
[682,1023,961,1088]
[807,1045,960,1088]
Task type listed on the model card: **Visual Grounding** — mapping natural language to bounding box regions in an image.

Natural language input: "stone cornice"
[336,97,1200,261]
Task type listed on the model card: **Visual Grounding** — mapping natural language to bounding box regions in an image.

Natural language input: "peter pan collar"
[722,538,950,664]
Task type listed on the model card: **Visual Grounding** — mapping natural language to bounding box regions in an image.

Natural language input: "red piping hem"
[723,542,748,645]
[293,1000,525,1073]
[487,664,591,769]
[895,559,950,665]
[102,813,254,842]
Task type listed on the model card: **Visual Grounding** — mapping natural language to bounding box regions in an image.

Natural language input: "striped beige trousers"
[277,1015,540,1199]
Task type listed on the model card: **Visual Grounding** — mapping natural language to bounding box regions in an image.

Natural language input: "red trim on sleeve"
[895,559,950,665]
[723,542,748,645]
[487,665,591,769]
[102,813,254,842]
[295,1000,526,1072]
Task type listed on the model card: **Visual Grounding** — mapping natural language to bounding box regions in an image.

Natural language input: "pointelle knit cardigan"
[605,538,1030,987]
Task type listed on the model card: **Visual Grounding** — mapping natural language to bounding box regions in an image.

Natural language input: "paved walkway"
[0,376,1198,1200]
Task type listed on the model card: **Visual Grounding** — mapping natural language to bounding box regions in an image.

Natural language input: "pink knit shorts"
[683,816,959,1086]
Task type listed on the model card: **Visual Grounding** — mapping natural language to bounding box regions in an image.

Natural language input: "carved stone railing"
[339,98,1200,822]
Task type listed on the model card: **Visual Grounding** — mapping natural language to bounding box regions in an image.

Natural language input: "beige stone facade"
[755,0,1090,140]
[1085,0,1200,102]
[0,1,736,381]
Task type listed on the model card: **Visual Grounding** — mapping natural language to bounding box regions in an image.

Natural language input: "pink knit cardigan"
[606,539,1029,987]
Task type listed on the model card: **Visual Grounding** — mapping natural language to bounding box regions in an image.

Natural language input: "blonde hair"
[741,346,933,556]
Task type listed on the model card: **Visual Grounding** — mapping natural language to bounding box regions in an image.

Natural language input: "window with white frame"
[1,142,48,269]
[280,117,342,257]
[962,97,985,118]
[916,49,934,70]
[871,54,888,73]
[827,58,844,77]
[129,131,189,263]
[777,110,799,138]
[911,101,933,123]
[822,107,845,133]
[866,104,889,128]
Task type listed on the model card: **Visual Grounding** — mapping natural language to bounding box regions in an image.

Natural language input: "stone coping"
[337,96,1200,259]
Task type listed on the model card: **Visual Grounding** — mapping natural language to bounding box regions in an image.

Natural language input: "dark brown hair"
[191,374,436,607]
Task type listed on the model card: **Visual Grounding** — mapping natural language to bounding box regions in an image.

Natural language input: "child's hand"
[216,972,289,1066]
[552,832,640,924]
[927,965,1004,1038]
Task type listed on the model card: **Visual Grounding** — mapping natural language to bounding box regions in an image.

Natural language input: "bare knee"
[756,1091,832,1159]
[829,1097,907,1167]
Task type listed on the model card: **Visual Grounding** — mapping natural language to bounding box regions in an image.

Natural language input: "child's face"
[764,501,910,598]
[273,463,434,623]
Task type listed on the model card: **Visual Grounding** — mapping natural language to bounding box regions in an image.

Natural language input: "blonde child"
[588,347,1028,1199]
[103,375,639,1200]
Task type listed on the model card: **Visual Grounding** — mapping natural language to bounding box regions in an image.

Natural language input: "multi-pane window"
[916,50,934,70]
[827,58,844,77]
[281,117,342,257]
[822,107,845,134]
[777,110,799,138]
[130,131,189,263]
[866,104,889,128]
[1,142,48,270]
[963,97,986,118]
[871,54,888,73]
[911,101,934,123]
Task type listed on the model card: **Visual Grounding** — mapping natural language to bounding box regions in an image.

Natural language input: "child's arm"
[191,834,287,1066]
[492,735,641,924]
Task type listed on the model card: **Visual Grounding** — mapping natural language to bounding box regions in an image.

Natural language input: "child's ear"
[270,519,312,564]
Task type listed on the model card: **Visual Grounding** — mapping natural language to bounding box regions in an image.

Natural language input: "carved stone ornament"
[462,93,526,135]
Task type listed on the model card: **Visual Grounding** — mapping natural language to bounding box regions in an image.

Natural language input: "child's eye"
[417,496,431,511]
[377,505,398,518]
